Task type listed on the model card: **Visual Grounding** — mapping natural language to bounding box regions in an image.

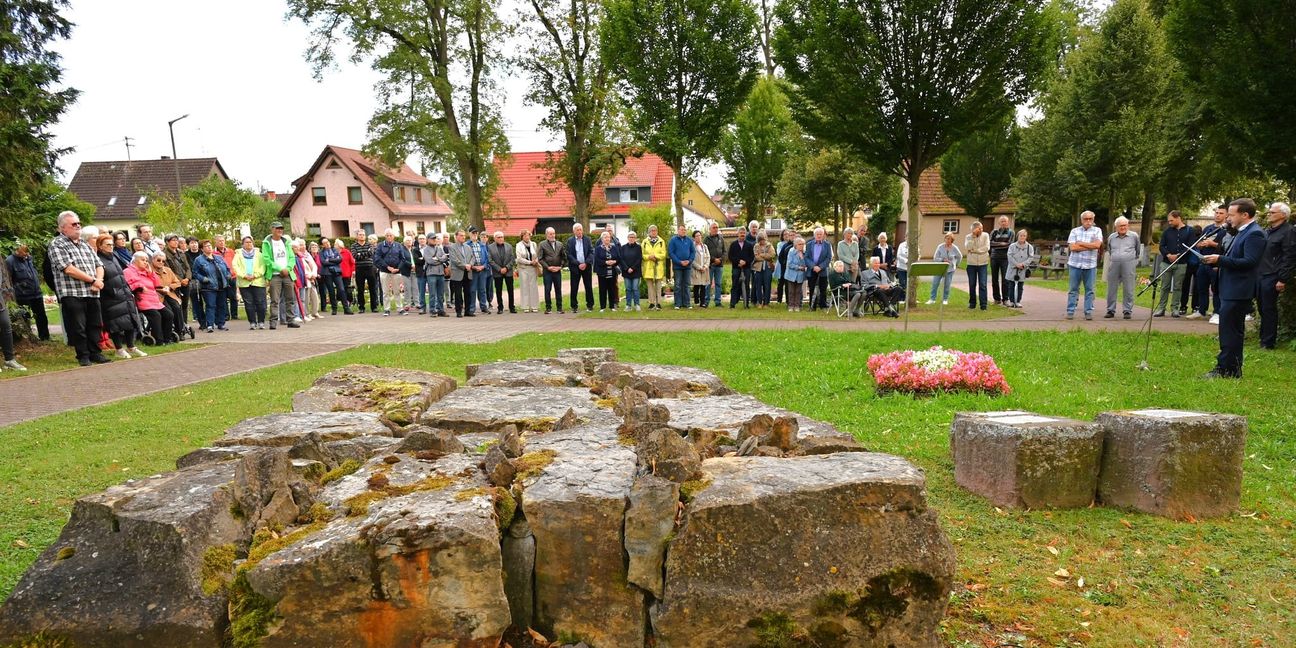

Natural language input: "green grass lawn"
[0,339,199,380]
[579,287,1017,321]
[1,330,1292,646]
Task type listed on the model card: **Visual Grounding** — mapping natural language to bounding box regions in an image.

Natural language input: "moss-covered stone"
[199,544,236,596]
[679,477,713,503]
[227,570,277,648]
[53,547,74,562]
[514,449,557,481]
[746,612,801,648]
[342,474,459,517]
[317,458,362,485]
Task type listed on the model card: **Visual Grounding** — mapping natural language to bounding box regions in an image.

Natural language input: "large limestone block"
[291,364,457,426]
[215,412,393,448]
[522,425,644,647]
[466,358,589,387]
[420,386,619,433]
[653,394,865,456]
[245,453,510,647]
[594,361,735,398]
[1096,409,1247,519]
[950,411,1104,509]
[0,462,245,647]
[652,453,955,648]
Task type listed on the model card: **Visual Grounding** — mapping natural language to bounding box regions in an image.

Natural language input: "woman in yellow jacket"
[231,236,269,329]
[640,224,668,310]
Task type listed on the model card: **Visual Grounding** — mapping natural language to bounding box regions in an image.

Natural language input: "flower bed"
[867,346,1011,396]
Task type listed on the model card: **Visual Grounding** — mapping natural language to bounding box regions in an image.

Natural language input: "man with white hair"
[374,228,405,315]
[1104,216,1141,319]
[805,227,834,310]
[566,223,595,312]
[1066,211,1103,320]
[48,211,111,365]
[989,215,1014,305]
[1257,201,1296,349]
[538,227,566,313]
[488,230,517,314]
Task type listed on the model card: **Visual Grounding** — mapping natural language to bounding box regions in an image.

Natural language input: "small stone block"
[1096,409,1247,519]
[951,411,1104,509]
[556,347,617,374]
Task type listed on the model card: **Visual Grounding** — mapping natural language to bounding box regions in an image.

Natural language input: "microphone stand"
[1134,226,1215,370]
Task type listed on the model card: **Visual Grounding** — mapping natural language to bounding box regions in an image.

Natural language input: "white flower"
[910,346,958,372]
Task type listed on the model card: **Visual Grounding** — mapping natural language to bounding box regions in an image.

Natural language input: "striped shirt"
[48,233,103,299]
[1067,226,1103,270]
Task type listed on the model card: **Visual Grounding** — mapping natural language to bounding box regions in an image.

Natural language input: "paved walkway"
[0,280,1211,427]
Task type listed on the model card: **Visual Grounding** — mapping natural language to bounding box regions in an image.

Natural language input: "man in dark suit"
[565,223,595,313]
[805,227,834,310]
[728,232,754,308]
[1256,202,1296,349]
[1203,198,1266,378]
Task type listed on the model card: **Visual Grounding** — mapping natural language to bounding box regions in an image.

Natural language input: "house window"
[307,223,322,237]
[107,196,117,206]
[361,222,375,236]
[397,186,406,201]
[327,159,341,168]
[312,187,327,205]
[348,186,363,205]
[414,187,423,203]
[943,219,959,234]
[417,221,426,233]
[687,199,694,206]
[137,196,147,205]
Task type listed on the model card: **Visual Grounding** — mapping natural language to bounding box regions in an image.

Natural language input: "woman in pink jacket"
[124,251,175,345]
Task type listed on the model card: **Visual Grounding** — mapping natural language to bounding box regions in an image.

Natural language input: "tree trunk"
[460,162,485,231]
[672,165,686,227]
[1073,197,1082,228]
[1140,190,1155,243]
[573,190,592,231]
[832,204,842,243]
[905,166,923,307]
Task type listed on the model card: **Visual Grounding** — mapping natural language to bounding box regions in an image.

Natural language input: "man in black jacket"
[1154,211,1191,317]
[565,223,595,313]
[1257,202,1296,349]
[988,216,1014,305]
[538,227,566,314]
[728,232,754,308]
[703,224,726,307]
[5,245,49,341]
[349,231,380,313]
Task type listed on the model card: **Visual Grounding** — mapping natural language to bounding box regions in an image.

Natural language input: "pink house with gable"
[281,145,453,240]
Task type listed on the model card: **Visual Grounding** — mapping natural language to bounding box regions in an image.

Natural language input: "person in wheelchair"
[856,256,902,318]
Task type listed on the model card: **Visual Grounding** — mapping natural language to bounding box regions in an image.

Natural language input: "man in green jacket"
[262,222,300,329]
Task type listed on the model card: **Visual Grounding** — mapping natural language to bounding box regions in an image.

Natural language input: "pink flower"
[868,346,1010,396]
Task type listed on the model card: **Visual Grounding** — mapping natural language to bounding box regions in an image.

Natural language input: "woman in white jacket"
[515,230,541,313]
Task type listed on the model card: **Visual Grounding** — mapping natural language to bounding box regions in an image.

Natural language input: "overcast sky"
[52,0,726,198]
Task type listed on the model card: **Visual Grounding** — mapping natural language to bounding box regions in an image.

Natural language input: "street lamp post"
[168,114,189,195]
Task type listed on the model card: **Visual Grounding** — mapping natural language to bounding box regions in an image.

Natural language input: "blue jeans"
[929,272,954,301]
[752,269,771,304]
[966,264,988,308]
[416,275,431,311]
[1067,266,1096,315]
[709,265,724,305]
[472,271,491,311]
[428,275,446,313]
[674,265,691,307]
[1193,263,1217,315]
[201,288,228,328]
[624,277,642,307]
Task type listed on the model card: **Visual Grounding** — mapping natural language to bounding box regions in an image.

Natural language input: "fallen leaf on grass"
[1054,568,1071,578]
[1047,546,1060,556]
[1047,577,1068,588]
[12,539,29,549]
[1077,576,1085,589]
[1120,518,1132,529]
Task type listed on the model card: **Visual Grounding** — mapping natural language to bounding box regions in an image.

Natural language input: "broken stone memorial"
[950,411,1104,509]
[0,353,957,647]
[1096,408,1247,520]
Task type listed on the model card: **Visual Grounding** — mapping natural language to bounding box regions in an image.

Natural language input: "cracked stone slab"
[523,425,644,647]
[420,386,619,433]
[466,358,590,388]
[652,393,865,455]
[291,364,457,427]
[652,453,955,648]
[593,361,736,398]
[214,412,393,448]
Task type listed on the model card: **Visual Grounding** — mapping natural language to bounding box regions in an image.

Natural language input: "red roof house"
[486,151,676,236]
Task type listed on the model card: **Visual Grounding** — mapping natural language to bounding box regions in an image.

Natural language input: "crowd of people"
[4,200,1292,378]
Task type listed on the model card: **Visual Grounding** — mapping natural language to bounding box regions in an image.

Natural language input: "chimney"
[161,155,171,160]
[266,191,277,201]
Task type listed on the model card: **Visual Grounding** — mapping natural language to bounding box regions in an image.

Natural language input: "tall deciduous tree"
[0,0,79,240]
[602,0,760,226]
[722,76,795,224]
[288,0,510,231]
[774,0,1058,303]
[518,0,628,229]
[776,139,896,240]
[1166,0,1296,195]
[940,117,1021,221]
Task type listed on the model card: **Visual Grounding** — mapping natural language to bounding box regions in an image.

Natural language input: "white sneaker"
[3,359,26,371]
[293,317,304,324]
[129,347,148,358]
[636,305,642,312]
[942,300,949,305]
[1208,314,1220,325]
[624,305,630,312]
[925,299,934,305]
[115,348,131,359]
[1185,312,1203,320]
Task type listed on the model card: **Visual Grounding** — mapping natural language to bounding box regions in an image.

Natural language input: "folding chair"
[828,284,853,318]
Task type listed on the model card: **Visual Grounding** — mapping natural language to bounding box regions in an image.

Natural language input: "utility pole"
[168,114,190,196]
